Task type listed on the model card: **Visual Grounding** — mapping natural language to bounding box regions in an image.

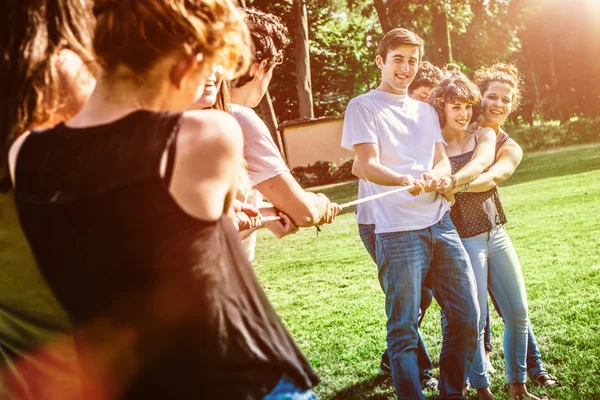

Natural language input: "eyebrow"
[391,55,418,61]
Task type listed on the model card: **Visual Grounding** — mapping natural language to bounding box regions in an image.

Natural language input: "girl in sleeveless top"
[0,0,96,397]
[429,72,498,400]
[8,1,320,398]
[435,64,552,399]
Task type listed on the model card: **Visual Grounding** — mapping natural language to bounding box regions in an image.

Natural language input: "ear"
[254,59,268,80]
[170,53,204,90]
[376,55,384,70]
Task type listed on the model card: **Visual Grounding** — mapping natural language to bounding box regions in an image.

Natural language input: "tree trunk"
[544,17,566,123]
[259,93,287,162]
[431,2,452,65]
[373,0,392,33]
[294,0,314,120]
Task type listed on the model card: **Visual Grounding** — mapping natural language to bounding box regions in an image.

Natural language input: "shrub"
[291,158,355,188]
[509,117,600,151]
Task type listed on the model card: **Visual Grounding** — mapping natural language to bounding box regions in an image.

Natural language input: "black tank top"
[448,132,510,238]
[14,110,318,399]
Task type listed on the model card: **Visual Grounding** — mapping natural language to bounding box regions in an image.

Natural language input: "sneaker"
[421,376,438,391]
[379,356,392,376]
[533,373,560,389]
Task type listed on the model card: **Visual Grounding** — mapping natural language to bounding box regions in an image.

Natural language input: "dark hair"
[234,7,289,88]
[408,61,444,93]
[428,73,481,128]
[473,63,524,112]
[0,0,95,192]
[378,28,425,62]
[93,0,251,80]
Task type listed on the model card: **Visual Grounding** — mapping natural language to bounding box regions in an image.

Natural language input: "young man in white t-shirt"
[229,8,341,260]
[341,28,479,400]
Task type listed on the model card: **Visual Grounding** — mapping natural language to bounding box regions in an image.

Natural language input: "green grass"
[253,143,600,399]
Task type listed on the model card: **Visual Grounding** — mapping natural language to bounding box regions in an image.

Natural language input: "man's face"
[376,45,420,95]
[409,85,434,102]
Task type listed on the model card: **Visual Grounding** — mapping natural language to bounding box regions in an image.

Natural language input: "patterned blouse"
[449,131,510,238]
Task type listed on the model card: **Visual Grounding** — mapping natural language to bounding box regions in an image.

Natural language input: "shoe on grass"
[379,355,391,376]
[421,376,438,391]
[533,373,560,389]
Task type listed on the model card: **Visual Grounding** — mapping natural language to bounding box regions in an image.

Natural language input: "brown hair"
[378,28,425,63]
[0,0,95,192]
[93,0,251,82]
[473,63,524,112]
[429,73,482,128]
[234,7,290,88]
[408,61,444,93]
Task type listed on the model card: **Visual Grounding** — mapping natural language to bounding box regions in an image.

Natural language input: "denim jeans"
[373,213,479,399]
[461,225,529,384]
[263,377,318,399]
[489,288,549,379]
[358,224,435,381]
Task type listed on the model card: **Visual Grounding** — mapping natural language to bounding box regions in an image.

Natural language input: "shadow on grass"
[330,374,394,400]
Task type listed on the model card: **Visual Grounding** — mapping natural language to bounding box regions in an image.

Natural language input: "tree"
[294,0,314,119]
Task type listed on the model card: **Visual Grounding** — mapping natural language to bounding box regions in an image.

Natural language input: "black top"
[14,110,318,399]
[449,132,510,238]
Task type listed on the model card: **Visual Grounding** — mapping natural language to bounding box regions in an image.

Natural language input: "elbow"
[292,202,321,228]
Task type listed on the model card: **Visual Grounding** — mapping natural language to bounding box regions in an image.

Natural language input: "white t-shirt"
[231,104,289,260]
[341,90,450,233]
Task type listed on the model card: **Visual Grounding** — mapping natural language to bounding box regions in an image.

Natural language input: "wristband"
[449,174,458,189]
[458,182,469,193]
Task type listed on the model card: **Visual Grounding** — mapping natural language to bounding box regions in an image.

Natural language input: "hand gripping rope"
[260,185,412,223]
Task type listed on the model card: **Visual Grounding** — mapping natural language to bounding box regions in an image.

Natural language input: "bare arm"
[169,110,242,221]
[353,143,413,186]
[255,172,339,228]
[438,128,496,194]
[464,138,523,193]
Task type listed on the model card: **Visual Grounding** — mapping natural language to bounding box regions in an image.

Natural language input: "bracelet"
[458,182,469,193]
[449,174,458,189]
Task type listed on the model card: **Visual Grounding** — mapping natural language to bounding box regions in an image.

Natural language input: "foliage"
[291,158,355,188]
[509,117,600,152]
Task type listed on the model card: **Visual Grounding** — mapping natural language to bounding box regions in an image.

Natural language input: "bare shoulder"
[497,137,523,164]
[8,131,32,186]
[177,109,243,156]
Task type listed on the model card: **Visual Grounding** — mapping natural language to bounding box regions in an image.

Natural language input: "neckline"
[55,110,152,137]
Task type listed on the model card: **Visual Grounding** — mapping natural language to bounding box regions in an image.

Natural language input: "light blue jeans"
[375,213,479,399]
[461,225,529,384]
[263,377,318,399]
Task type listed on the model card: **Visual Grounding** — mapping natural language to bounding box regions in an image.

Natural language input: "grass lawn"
[253,143,600,399]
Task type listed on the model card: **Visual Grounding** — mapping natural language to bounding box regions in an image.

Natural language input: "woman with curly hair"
[437,63,554,399]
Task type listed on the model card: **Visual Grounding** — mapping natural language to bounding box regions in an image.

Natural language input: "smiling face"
[443,101,473,132]
[194,65,224,109]
[481,80,515,126]
[376,44,420,95]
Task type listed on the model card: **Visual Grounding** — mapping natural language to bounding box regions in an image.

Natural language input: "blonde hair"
[93,0,251,82]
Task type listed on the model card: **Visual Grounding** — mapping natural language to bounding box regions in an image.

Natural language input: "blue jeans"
[263,377,318,399]
[461,225,529,384]
[359,224,434,381]
[374,213,479,399]
[489,288,549,379]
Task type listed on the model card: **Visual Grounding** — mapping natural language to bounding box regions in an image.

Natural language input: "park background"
[242,0,600,399]
[0,0,598,399]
